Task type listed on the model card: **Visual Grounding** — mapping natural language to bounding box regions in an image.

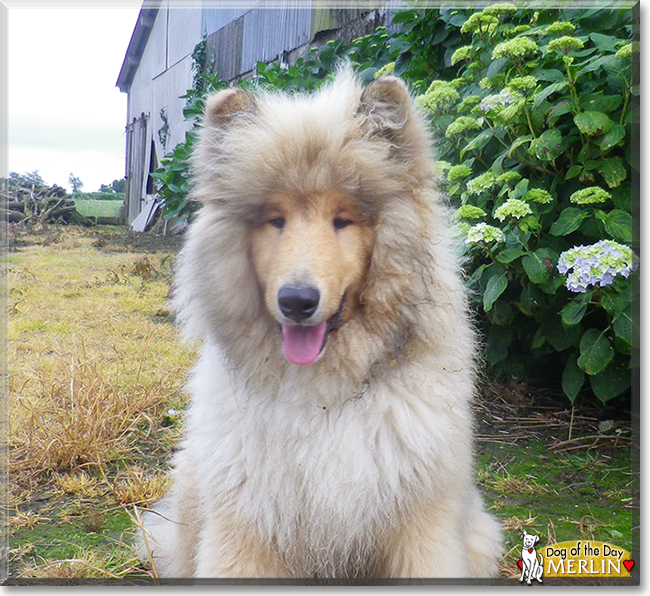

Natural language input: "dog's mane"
[173,68,473,395]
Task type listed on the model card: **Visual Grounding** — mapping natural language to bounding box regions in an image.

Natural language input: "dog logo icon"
[518,530,543,584]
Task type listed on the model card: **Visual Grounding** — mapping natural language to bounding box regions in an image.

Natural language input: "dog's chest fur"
[186,346,451,576]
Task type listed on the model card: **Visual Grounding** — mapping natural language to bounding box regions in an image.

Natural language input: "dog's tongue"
[282,322,327,366]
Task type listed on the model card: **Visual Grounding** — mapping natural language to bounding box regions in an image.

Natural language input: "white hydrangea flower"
[466,222,506,245]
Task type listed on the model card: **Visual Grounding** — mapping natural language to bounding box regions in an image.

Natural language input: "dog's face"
[522,532,539,549]
[250,191,374,366]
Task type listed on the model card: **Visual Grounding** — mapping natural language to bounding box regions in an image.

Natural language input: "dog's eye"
[333,217,353,230]
[268,217,285,229]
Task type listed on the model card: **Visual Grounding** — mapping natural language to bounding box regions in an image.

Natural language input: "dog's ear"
[357,76,410,139]
[204,88,257,128]
[534,535,539,544]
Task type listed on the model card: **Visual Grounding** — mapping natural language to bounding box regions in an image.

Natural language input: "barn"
[116,0,399,225]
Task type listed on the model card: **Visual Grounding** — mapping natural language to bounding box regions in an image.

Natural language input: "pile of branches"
[1,181,92,225]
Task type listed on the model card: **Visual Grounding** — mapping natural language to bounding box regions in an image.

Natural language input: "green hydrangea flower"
[461,13,499,36]
[432,160,452,181]
[545,21,576,36]
[416,81,460,115]
[459,95,482,113]
[492,37,539,61]
[466,223,506,245]
[508,76,538,97]
[448,165,473,182]
[456,204,487,219]
[496,171,522,185]
[547,36,585,55]
[451,45,474,65]
[483,2,517,16]
[503,24,532,38]
[615,42,639,59]
[451,77,470,89]
[479,74,506,90]
[374,62,395,79]
[525,188,553,204]
[467,171,498,195]
[446,116,482,139]
[570,186,611,205]
[494,198,533,221]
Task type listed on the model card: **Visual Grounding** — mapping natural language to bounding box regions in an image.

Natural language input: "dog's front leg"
[194,502,289,578]
[519,559,527,582]
[381,499,471,578]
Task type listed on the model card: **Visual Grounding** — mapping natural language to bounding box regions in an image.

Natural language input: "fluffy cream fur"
[142,68,502,580]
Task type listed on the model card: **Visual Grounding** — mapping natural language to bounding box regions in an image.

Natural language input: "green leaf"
[565,165,582,180]
[601,290,632,315]
[589,357,632,402]
[509,178,529,200]
[547,100,573,127]
[489,300,515,327]
[495,247,525,264]
[613,305,634,346]
[545,320,581,352]
[574,110,612,136]
[460,130,493,159]
[532,327,545,349]
[562,354,585,403]
[599,157,627,188]
[560,298,589,326]
[484,273,508,311]
[530,128,563,161]
[579,93,623,114]
[589,32,620,53]
[498,97,526,123]
[534,69,566,83]
[507,134,532,158]
[578,329,614,375]
[598,123,626,151]
[485,327,512,366]
[550,207,588,236]
[601,209,632,243]
[533,80,568,108]
[522,252,550,285]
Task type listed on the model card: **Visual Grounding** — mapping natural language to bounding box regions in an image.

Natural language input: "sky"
[6,2,142,192]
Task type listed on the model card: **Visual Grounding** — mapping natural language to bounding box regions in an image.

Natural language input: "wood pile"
[1,181,92,225]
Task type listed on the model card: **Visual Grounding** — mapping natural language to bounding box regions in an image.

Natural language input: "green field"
[73,200,122,219]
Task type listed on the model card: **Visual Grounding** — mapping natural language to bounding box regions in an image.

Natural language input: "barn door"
[124,113,150,223]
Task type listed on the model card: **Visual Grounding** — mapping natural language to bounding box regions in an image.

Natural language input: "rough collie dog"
[142,68,502,580]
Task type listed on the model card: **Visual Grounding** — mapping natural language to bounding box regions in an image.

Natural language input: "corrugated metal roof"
[116,1,162,93]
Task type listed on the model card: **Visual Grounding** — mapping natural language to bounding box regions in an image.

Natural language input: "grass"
[476,440,634,578]
[6,225,195,580]
[4,224,636,583]
[73,200,121,219]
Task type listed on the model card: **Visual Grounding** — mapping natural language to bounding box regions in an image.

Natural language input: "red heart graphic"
[517,560,523,569]
[624,560,634,572]
[528,548,534,553]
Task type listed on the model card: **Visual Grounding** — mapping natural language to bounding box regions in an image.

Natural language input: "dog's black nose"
[278,285,320,322]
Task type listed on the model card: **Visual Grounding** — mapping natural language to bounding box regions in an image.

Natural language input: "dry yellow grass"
[112,466,170,507]
[7,227,197,477]
[5,226,193,579]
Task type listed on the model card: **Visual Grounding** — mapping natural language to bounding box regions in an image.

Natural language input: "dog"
[519,530,543,584]
[141,67,502,579]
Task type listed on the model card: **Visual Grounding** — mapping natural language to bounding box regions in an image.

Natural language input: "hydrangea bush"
[157,6,638,404]
[413,5,638,403]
